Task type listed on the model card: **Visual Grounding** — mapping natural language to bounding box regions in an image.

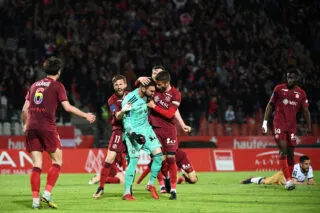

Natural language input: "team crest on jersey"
[165,95,171,102]
[295,94,299,99]
[282,99,289,105]
[154,96,159,103]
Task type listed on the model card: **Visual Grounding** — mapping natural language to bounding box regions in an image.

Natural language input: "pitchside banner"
[0,148,319,174]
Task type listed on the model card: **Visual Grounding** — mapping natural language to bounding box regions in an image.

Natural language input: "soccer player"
[122,79,163,201]
[136,65,191,134]
[89,152,126,185]
[261,67,311,190]
[21,56,96,209]
[240,155,315,185]
[93,75,130,198]
[136,149,198,186]
[147,70,181,200]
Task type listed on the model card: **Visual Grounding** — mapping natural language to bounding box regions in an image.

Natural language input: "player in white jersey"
[240,155,315,185]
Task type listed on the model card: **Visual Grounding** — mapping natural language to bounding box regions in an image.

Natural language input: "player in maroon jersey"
[147,70,181,200]
[262,68,311,190]
[136,149,198,185]
[93,75,131,198]
[21,57,96,209]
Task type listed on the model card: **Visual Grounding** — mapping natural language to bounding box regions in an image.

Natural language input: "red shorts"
[273,127,296,147]
[154,127,178,154]
[108,129,126,153]
[26,130,61,153]
[176,150,194,173]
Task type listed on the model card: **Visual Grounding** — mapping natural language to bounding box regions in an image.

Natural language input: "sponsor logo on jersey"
[282,99,297,106]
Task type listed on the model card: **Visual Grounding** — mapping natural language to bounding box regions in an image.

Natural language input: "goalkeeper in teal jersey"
[121,79,163,201]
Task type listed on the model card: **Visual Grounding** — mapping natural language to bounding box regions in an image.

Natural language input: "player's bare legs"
[278,140,295,190]
[93,150,117,198]
[40,148,62,208]
[30,151,43,209]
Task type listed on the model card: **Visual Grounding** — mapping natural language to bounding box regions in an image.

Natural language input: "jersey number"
[34,88,45,105]
[274,128,281,134]
[114,135,121,144]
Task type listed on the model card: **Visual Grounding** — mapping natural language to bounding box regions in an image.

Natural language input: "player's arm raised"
[61,101,96,123]
[115,103,132,121]
[134,77,150,87]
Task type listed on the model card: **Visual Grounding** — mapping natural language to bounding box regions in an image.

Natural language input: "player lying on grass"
[241,155,315,185]
[137,149,198,192]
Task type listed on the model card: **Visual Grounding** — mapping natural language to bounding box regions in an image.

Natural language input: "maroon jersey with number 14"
[25,77,68,131]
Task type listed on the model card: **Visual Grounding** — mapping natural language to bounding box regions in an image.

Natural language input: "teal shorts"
[124,127,161,158]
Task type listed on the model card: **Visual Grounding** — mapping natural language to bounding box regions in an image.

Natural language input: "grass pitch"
[0,172,319,213]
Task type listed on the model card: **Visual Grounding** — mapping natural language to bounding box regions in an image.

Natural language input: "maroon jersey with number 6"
[25,77,68,131]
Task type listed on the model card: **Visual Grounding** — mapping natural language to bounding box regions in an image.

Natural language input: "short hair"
[141,78,156,88]
[155,70,171,82]
[152,65,165,72]
[287,66,299,75]
[299,155,310,163]
[43,56,63,75]
[112,75,127,84]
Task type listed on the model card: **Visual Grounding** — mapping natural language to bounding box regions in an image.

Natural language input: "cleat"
[169,191,177,200]
[164,178,171,193]
[122,194,136,201]
[146,185,159,199]
[160,186,167,193]
[285,180,295,191]
[177,177,185,184]
[32,203,43,209]
[93,187,104,198]
[41,193,58,209]
[89,174,100,185]
[240,177,253,184]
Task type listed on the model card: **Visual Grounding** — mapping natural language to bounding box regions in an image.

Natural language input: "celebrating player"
[241,155,315,185]
[261,67,311,190]
[93,75,129,198]
[21,56,96,209]
[122,79,163,201]
[147,70,181,200]
[137,149,198,186]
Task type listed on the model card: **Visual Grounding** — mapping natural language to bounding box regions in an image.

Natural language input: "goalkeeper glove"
[121,103,132,113]
[128,132,146,144]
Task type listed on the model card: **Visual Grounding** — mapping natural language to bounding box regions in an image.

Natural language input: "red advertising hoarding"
[1,148,319,174]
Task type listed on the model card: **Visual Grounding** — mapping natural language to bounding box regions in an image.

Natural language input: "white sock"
[33,198,40,205]
[44,190,51,197]
[170,189,176,193]
[251,177,263,184]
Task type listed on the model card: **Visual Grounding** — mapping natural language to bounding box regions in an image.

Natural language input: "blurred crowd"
[1,0,320,136]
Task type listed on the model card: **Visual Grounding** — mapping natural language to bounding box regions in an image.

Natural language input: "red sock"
[167,157,177,191]
[161,160,169,178]
[100,162,112,188]
[287,158,294,177]
[137,167,150,184]
[280,156,291,181]
[45,164,60,193]
[105,177,120,184]
[157,172,164,186]
[31,167,41,198]
[177,176,185,184]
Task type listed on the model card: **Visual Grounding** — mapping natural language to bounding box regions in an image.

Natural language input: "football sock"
[251,177,263,184]
[100,162,112,188]
[124,157,139,195]
[158,172,165,187]
[280,156,291,181]
[167,157,177,191]
[161,160,169,177]
[45,164,60,193]
[288,158,294,177]
[105,177,120,184]
[31,167,41,198]
[148,153,163,186]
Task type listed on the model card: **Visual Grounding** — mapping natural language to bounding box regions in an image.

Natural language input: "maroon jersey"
[25,77,68,131]
[149,86,181,128]
[270,83,309,131]
[108,92,128,131]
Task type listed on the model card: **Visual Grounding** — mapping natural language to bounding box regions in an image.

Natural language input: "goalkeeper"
[121,79,163,201]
